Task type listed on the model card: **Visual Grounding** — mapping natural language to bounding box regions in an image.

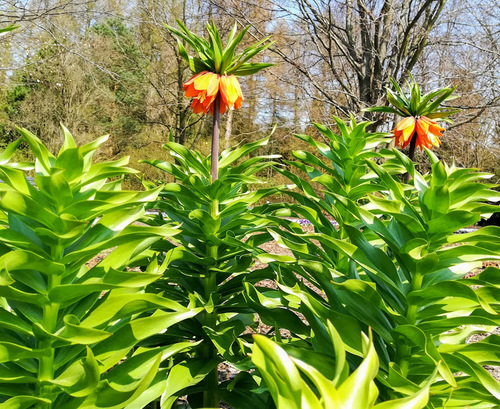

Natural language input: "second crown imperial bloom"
[393,116,445,150]
[183,71,244,115]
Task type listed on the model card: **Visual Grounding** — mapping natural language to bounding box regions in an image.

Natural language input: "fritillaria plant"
[365,75,459,161]
[166,20,273,181]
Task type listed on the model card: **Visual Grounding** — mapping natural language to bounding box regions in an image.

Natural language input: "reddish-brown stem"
[211,95,221,182]
[405,135,417,183]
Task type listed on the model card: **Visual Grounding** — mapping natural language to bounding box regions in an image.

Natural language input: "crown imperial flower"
[394,115,444,150]
[365,75,458,153]
[166,21,273,116]
[183,71,244,115]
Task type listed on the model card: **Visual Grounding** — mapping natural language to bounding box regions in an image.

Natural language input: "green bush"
[262,117,500,407]
[0,127,195,408]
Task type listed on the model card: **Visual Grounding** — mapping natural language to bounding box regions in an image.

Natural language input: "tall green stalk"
[203,197,220,408]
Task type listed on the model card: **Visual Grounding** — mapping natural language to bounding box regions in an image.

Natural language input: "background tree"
[0,0,498,182]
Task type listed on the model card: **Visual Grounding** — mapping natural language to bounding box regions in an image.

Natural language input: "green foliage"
[252,323,435,409]
[166,20,274,75]
[262,117,500,407]
[365,75,460,122]
[0,126,195,408]
[142,138,285,407]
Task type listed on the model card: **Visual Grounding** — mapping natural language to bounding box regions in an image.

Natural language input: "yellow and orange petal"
[220,75,244,111]
[393,116,416,149]
[183,71,244,116]
[415,116,444,150]
[393,116,444,151]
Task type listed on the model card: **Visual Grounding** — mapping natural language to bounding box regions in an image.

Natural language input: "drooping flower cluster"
[393,116,444,150]
[365,75,458,152]
[183,71,243,115]
[166,21,272,116]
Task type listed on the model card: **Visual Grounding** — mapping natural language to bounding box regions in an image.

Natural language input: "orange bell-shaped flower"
[183,71,221,114]
[415,116,444,150]
[393,116,445,150]
[184,71,244,116]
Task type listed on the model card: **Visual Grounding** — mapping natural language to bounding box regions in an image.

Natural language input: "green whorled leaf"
[203,316,252,360]
[15,128,56,175]
[219,372,275,409]
[51,347,99,397]
[421,184,450,220]
[160,245,215,268]
[336,332,379,408]
[277,283,364,357]
[80,291,190,329]
[392,325,456,387]
[0,396,52,409]
[0,139,25,165]
[0,165,35,195]
[434,245,500,273]
[0,286,48,306]
[438,335,500,364]
[64,348,164,408]
[461,266,500,290]
[0,341,46,363]
[62,188,162,220]
[0,249,65,277]
[161,358,220,409]
[441,352,500,400]
[163,142,209,177]
[331,280,398,342]
[156,182,201,204]
[219,137,270,169]
[428,383,499,408]
[62,226,179,268]
[427,211,481,237]
[54,148,85,184]
[0,308,33,335]
[63,206,148,250]
[0,365,37,383]
[58,123,77,152]
[420,88,456,116]
[418,311,500,334]
[256,253,295,264]
[75,159,139,191]
[121,342,202,409]
[121,369,169,409]
[0,190,62,231]
[408,280,496,315]
[373,368,435,409]
[363,106,400,114]
[91,308,201,369]
[139,159,186,181]
[244,283,309,336]
[49,270,162,306]
[268,229,309,254]
[382,363,422,395]
[57,315,112,345]
[251,335,321,409]
[342,224,402,288]
[77,134,109,159]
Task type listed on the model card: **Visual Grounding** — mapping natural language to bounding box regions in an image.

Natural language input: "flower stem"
[405,135,417,183]
[211,95,221,182]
